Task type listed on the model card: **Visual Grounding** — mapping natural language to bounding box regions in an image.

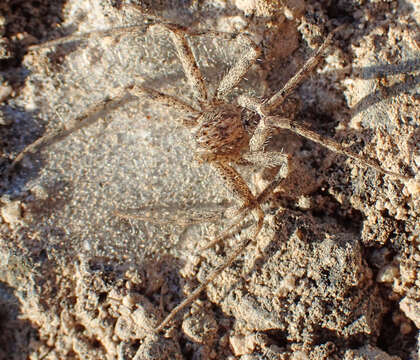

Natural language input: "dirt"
[0,0,419,359]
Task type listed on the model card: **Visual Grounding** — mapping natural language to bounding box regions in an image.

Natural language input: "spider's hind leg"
[9,86,132,175]
[209,161,265,234]
[149,160,266,336]
[150,161,288,337]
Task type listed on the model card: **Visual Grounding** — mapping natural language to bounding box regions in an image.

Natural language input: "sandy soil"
[0,0,419,359]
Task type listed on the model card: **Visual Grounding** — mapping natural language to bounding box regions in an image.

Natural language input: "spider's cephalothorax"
[194,104,249,158]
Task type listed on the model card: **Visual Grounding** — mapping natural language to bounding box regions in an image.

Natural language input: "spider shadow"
[343,59,420,123]
[0,0,69,194]
[1,104,42,194]
[303,58,420,127]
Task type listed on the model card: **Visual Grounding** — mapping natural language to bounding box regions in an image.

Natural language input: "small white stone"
[0,84,12,102]
[30,184,49,200]
[405,179,420,196]
[376,265,399,284]
[400,297,420,329]
[1,201,23,227]
[297,195,311,210]
[233,0,257,15]
[229,334,256,356]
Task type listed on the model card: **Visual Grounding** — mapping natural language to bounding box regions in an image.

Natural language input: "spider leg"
[114,203,223,226]
[9,84,199,173]
[210,161,264,229]
[266,116,414,182]
[198,159,288,251]
[239,98,289,166]
[29,20,209,107]
[152,163,287,335]
[158,24,209,105]
[152,237,252,335]
[262,27,342,115]
[215,33,261,100]
[242,151,289,168]
[130,85,201,127]
[131,85,200,114]
[154,161,266,335]
[28,25,151,51]
[9,86,131,173]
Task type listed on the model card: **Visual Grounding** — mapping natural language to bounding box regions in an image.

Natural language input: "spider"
[11,16,415,342]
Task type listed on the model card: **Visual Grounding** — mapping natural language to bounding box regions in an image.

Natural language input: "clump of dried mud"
[0,0,419,359]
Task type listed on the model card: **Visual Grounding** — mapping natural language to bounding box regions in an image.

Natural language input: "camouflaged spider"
[12,21,414,338]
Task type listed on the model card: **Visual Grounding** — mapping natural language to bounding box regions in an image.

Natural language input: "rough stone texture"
[0,0,419,359]
[344,344,402,360]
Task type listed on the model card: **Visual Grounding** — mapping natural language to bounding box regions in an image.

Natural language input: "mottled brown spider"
[11,19,415,341]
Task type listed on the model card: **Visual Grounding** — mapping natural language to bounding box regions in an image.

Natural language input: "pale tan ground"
[0,0,419,359]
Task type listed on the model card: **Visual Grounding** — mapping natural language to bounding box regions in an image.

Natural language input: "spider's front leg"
[158,23,209,105]
[265,116,414,183]
[236,30,416,185]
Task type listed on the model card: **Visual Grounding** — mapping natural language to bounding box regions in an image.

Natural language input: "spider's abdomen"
[194,104,249,156]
